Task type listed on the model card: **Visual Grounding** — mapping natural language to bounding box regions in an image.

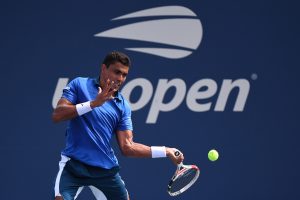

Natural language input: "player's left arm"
[116,130,184,164]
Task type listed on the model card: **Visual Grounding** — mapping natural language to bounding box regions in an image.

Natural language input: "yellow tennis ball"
[208,149,219,161]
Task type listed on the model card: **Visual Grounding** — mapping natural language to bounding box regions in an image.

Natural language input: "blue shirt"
[61,77,133,169]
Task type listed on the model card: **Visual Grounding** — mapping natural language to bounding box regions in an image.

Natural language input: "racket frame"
[167,162,200,196]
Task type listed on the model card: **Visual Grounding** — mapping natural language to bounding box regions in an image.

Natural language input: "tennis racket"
[167,151,200,196]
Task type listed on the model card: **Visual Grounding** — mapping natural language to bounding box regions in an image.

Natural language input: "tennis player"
[52,51,184,200]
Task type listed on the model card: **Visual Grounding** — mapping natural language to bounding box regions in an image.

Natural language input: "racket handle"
[174,150,181,157]
[174,150,183,168]
[177,162,183,168]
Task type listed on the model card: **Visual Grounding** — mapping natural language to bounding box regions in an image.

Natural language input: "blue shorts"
[54,155,128,200]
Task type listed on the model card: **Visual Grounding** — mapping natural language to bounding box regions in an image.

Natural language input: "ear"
[101,64,107,73]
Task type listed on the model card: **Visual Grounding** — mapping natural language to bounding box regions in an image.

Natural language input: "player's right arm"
[116,130,184,165]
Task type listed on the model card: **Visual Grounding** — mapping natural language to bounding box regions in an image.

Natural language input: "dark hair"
[102,51,131,68]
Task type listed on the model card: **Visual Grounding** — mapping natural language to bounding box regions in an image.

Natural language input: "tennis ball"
[208,149,219,161]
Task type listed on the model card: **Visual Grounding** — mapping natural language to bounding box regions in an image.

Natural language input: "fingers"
[167,148,184,165]
[99,79,118,100]
[103,79,119,94]
[93,79,121,107]
[110,80,120,91]
[174,149,184,164]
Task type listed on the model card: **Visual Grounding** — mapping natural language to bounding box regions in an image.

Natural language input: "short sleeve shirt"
[61,77,133,169]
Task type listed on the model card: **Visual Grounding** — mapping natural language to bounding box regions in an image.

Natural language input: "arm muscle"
[116,130,151,158]
[52,98,78,122]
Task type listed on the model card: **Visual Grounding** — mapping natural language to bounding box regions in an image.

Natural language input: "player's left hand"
[91,79,119,108]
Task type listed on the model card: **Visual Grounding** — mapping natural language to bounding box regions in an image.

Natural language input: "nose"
[117,74,125,82]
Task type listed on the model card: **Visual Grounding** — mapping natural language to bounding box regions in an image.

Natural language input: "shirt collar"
[93,77,100,87]
[93,77,122,102]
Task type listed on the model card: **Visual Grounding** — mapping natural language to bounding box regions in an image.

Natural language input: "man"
[52,51,184,200]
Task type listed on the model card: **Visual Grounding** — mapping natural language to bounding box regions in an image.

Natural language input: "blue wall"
[0,1,299,199]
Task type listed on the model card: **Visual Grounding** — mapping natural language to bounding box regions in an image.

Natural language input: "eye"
[114,70,121,75]
[115,70,127,78]
[118,71,123,76]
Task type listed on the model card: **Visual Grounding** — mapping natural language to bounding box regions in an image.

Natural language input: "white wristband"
[76,101,93,116]
[151,146,167,158]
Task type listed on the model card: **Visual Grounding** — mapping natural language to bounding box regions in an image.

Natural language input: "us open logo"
[94,6,203,59]
[53,5,253,124]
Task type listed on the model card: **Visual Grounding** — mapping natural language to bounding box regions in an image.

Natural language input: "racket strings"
[169,168,198,193]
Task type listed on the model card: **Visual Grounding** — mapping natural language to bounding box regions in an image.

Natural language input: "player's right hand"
[166,148,184,165]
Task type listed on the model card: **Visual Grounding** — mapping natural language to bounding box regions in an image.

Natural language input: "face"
[100,62,129,91]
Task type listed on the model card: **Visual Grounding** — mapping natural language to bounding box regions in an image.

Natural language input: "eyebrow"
[115,69,128,76]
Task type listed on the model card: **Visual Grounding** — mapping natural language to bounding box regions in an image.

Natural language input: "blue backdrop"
[1,1,299,199]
